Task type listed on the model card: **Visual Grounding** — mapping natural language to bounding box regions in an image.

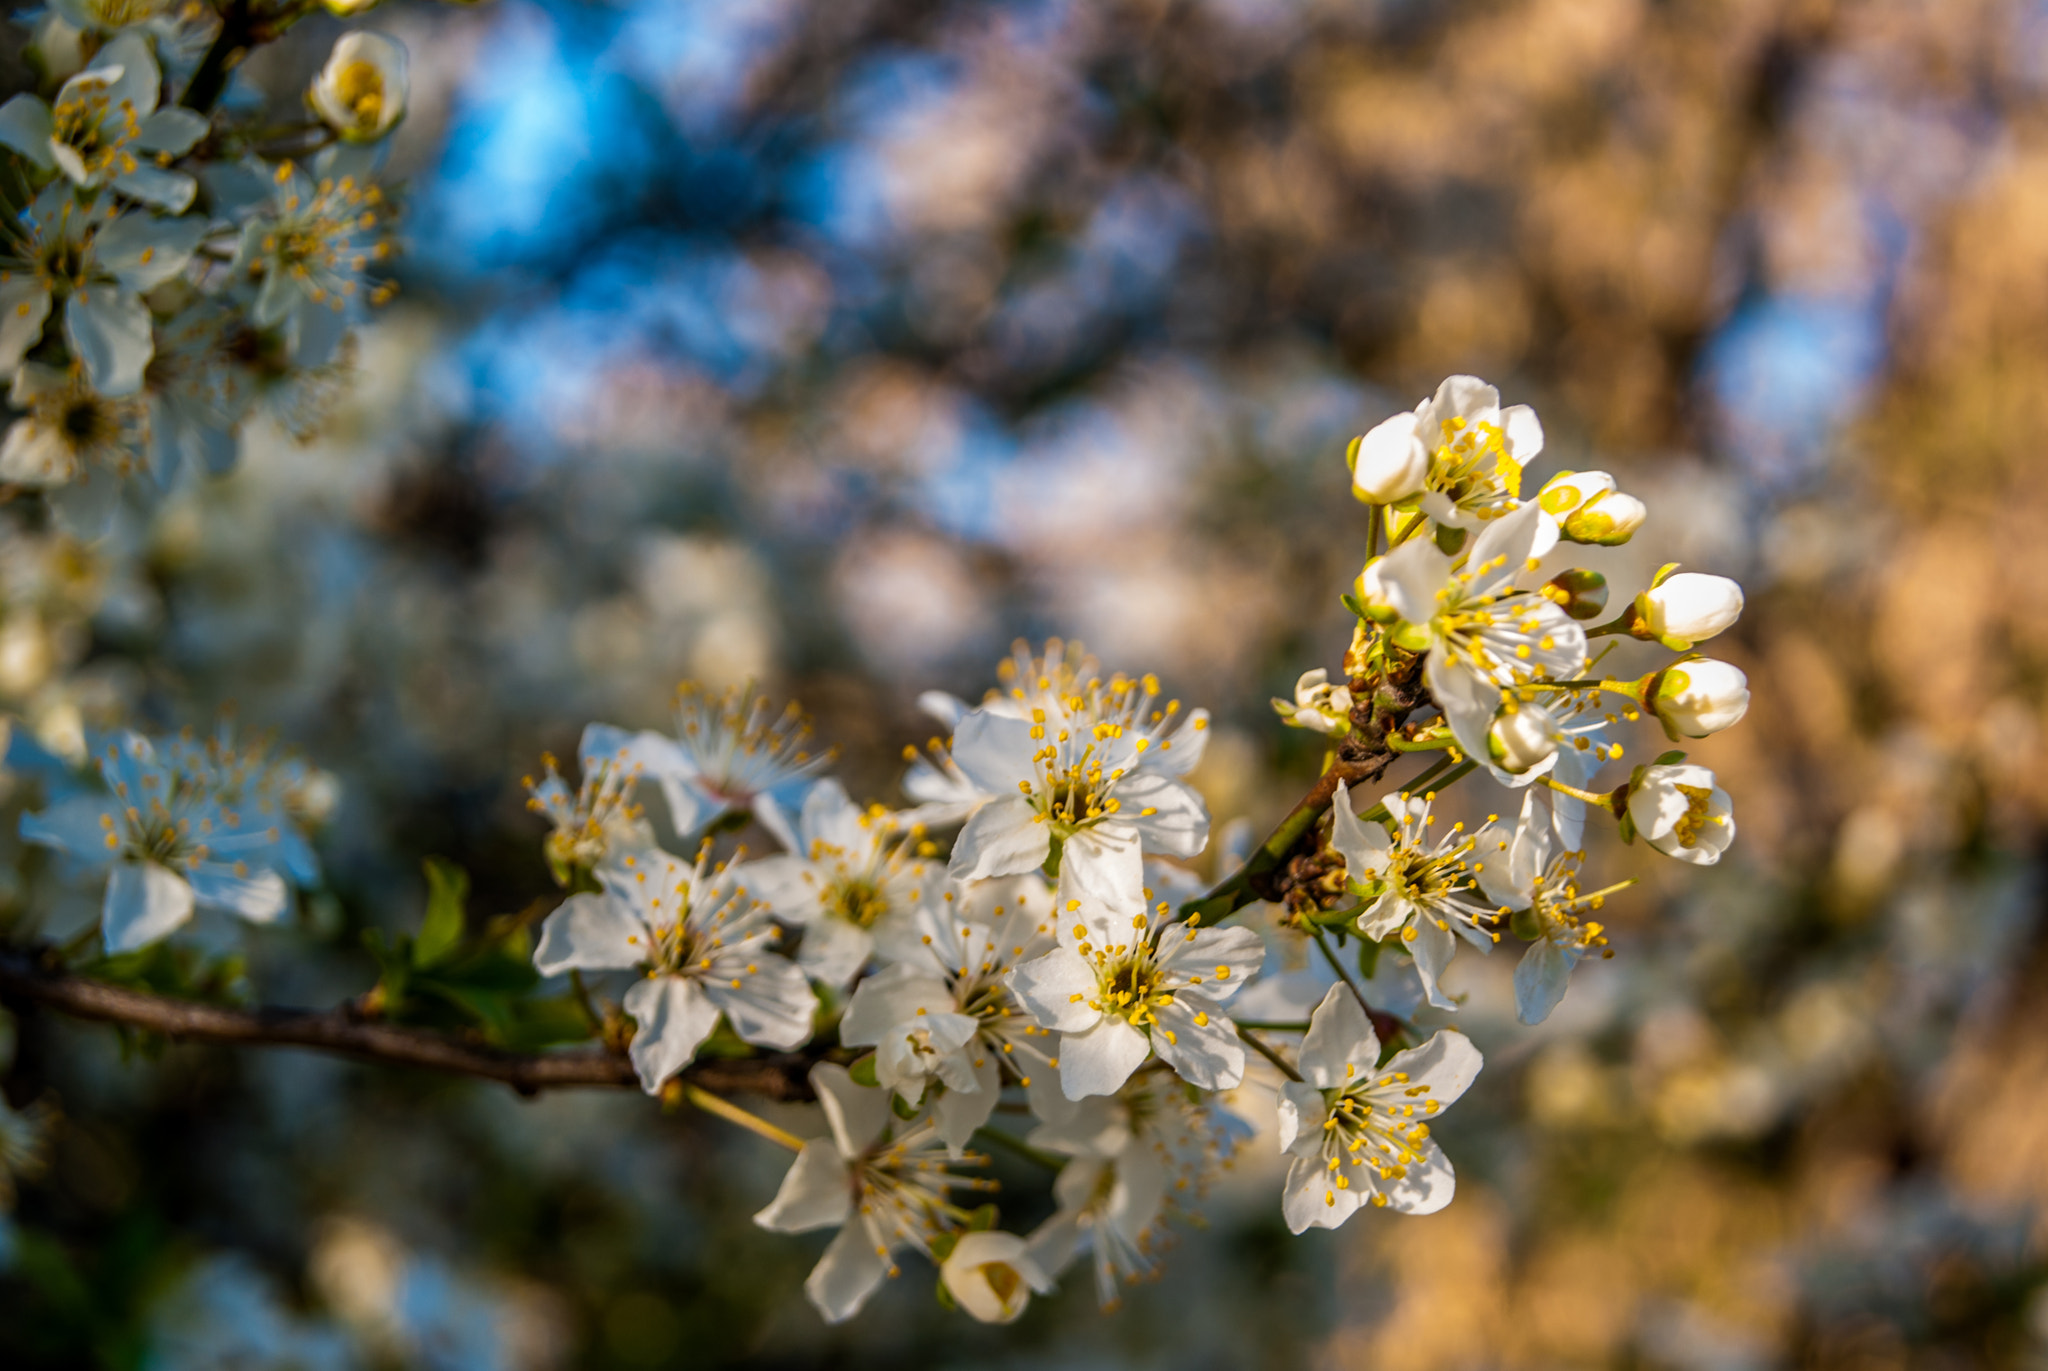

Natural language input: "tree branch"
[0,949,817,1101]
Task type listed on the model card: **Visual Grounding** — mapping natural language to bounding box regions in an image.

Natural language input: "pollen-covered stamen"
[1017,722,1132,835]
[851,1121,998,1267]
[1316,1065,1444,1205]
[996,638,1204,759]
[1423,414,1522,520]
[252,165,399,313]
[672,681,833,805]
[51,82,143,182]
[525,748,645,873]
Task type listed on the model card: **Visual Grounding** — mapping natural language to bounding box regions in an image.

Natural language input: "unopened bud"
[1487,700,1559,774]
[1562,491,1646,546]
[1537,470,1615,517]
[1354,557,1398,624]
[1635,571,1743,648]
[1275,668,1353,737]
[1648,659,1749,740]
[1541,568,1609,621]
[309,32,409,142]
[1349,411,1430,505]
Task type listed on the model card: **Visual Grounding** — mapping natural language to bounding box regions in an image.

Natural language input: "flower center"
[334,61,386,125]
[1672,783,1715,847]
[829,876,890,929]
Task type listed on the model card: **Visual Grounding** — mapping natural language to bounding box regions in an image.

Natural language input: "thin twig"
[1310,927,1374,1016]
[1236,1023,1303,1082]
[973,1126,1066,1172]
[0,948,816,1100]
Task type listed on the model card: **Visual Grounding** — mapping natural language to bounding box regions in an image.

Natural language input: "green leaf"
[415,857,469,969]
[849,1052,880,1088]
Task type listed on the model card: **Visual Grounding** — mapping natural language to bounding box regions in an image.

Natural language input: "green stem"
[1385,731,1456,754]
[1233,1020,1310,1033]
[1310,927,1375,1018]
[1236,1024,1303,1082]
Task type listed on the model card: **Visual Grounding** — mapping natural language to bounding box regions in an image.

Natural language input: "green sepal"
[849,1052,880,1088]
[891,1092,921,1122]
[1648,561,1681,589]
[1340,591,1367,619]
[1388,620,1431,653]
[1509,905,1541,941]
[414,857,468,969]
[964,1203,1000,1232]
[1616,809,1638,846]
[934,1276,958,1310]
[1344,434,1363,473]
[1654,750,1687,766]
[1434,522,1468,555]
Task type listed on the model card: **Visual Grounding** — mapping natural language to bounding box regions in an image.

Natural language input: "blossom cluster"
[0,1,408,531]
[10,357,1749,1322]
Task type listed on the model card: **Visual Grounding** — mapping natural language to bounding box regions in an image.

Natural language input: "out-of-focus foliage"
[3,0,2048,1366]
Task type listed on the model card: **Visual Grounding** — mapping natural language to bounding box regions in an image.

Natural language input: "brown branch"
[0,949,816,1101]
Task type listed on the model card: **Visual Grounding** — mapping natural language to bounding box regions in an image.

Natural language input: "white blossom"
[1399,374,1547,530]
[594,683,831,851]
[1277,985,1482,1231]
[1348,409,1430,504]
[1474,790,1616,1024]
[745,779,939,986]
[1648,658,1751,740]
[1375,500,1589,763]
[19,731,290,953]
[0,33,207,209]
[308,32,408,143]
[1635,570,1744,649]
[1327,779,1494,1010]
[754,1064,996,1323]
[1626,762,1736,865]
[939,1231,1053,1324]
[1007,884,1264,1099]
[1273,667,1352,736]
[532,846,815,1093]
[838,878,1057,1150]
[523,723,657,883]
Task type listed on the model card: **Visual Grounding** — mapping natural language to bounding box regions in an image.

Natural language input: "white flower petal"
[804,1221,891,1324]
[1277,1078,1327,1157]
[0,96,54,169]
[532,893,645,975]
[186,863,288,923]
[948,796,1049,881]
[753,1138,850,1233]
[0,278,52,374]
[702,954,816,1050]
[95,212,205,292]
[1114,771,1208,857]
[811,1062,890,1159]
[1056,1016,1151,1100]
[1006,947,1100,1033]
[1410,911,1460,1011]
[792,915,871,988]
[1378,1136,1457,1215]
[948,710,1037,794]
[1381,1028,1484,1109]
[102,859,194,953]
[839,965,953,1045]
[1281,1152,1366,1234]
[64,288,153,395]
[622,975,721,1094]
[1151,997,1244,1089]
[1297,983,1380,1090]
[1055,824,1144,924]
[19,793,120,861]
[1155,924,1265,1006]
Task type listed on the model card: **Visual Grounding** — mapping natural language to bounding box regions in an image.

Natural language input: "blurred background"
[7,0,2048,1365]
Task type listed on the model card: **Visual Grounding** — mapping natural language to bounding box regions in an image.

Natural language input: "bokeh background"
[7,0,2048,1366]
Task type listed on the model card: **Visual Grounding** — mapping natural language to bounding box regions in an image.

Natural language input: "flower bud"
[1541,568,1609,622]
[1349,411,1429,505]
[309,32,409,143]
[1626,763,1735,865]
[940,1232,1051,1324]
[1275,667,1353,736]
[1354,557,1398,624]
[1635,572,1743,647]
[1487,700,1559,774]
[1562,491,1646,546]
[1537,469,1615,517]
[1648,659,1749,740]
